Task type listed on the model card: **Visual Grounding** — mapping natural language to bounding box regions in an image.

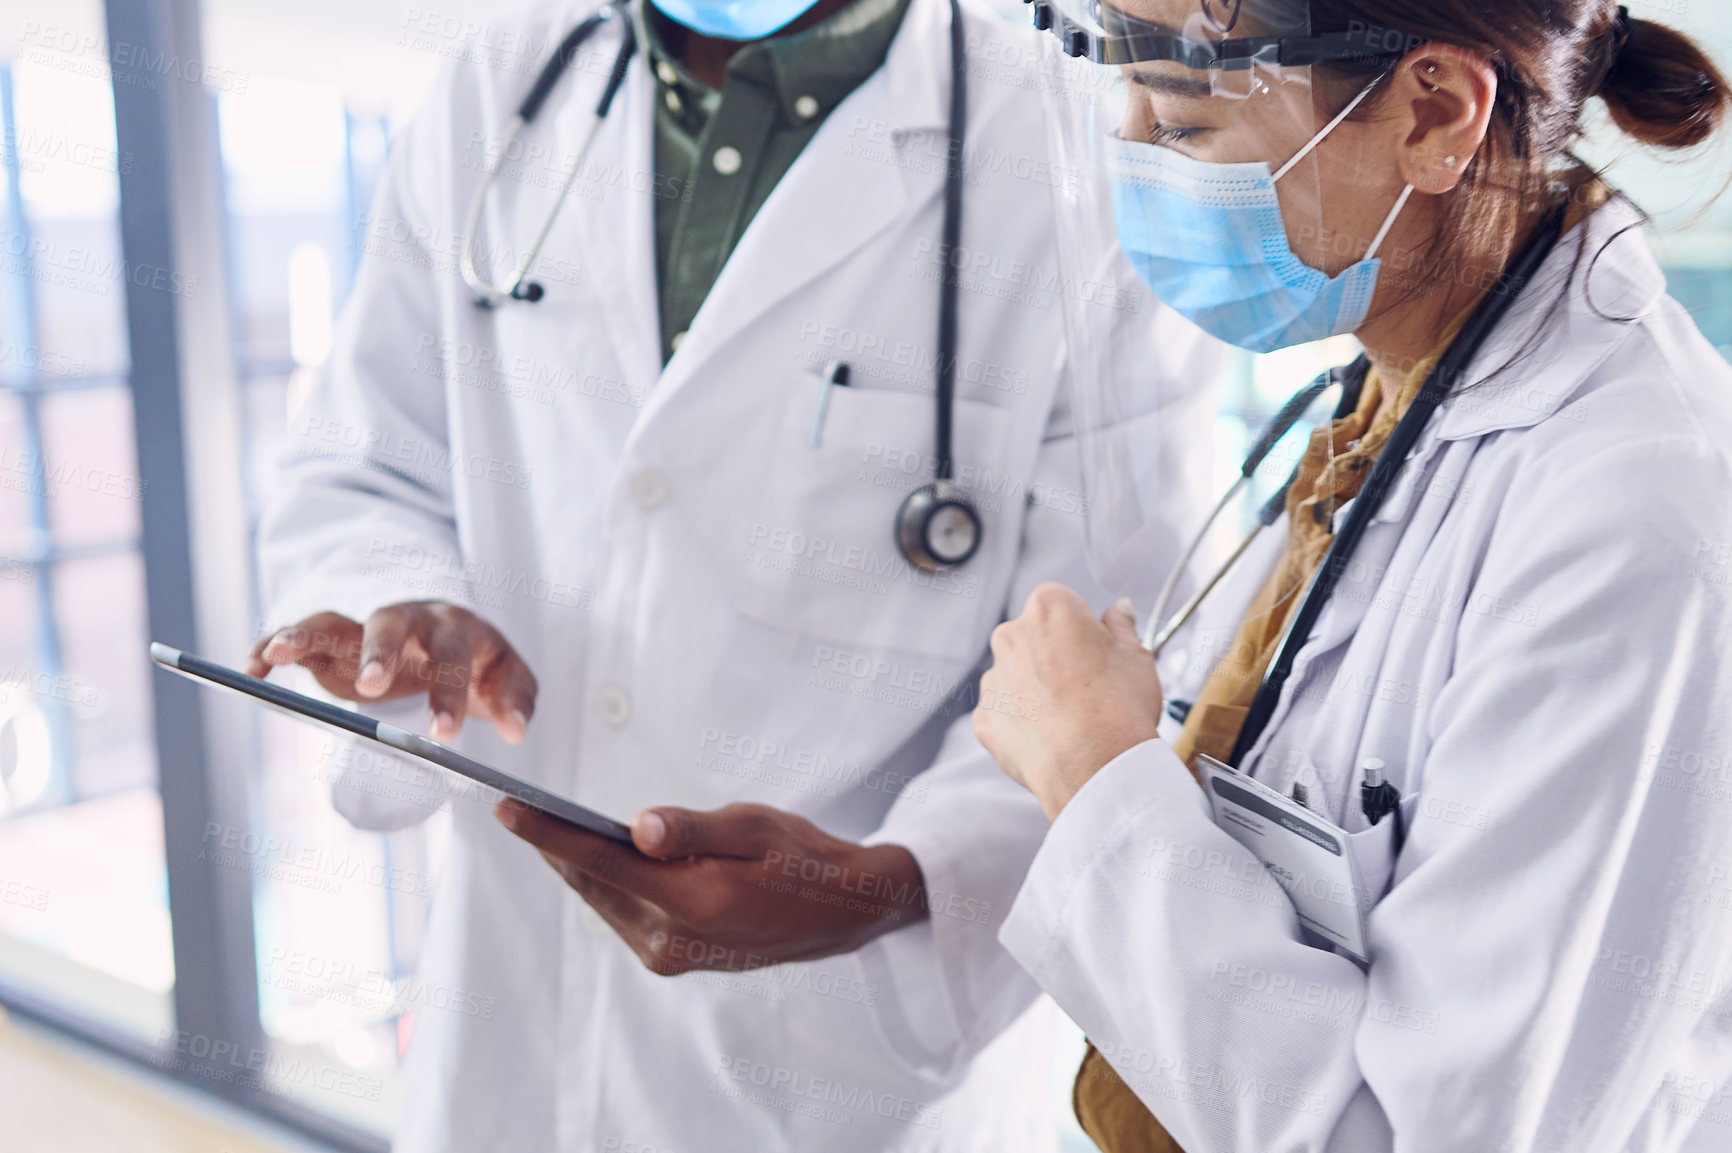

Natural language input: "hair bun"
[1600,12,1731,150]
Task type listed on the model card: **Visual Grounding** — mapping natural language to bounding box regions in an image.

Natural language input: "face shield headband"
[1027,0,1411,68]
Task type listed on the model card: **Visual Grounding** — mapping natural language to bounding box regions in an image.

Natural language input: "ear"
[1386,44,1498,195]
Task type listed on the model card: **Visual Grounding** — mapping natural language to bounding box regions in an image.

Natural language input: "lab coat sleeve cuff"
[999,738,1208,983]
[327,696,452,831]
[857,776,1047,1081]
[267,664,451,833]
[853,826,975,1078]
[854,918,961,1076]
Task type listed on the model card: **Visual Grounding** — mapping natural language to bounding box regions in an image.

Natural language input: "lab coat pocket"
[737,380,1012,659]
[1344,818,1399,927]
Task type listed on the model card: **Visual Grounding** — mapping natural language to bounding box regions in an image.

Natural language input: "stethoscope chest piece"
[897,481,982,572]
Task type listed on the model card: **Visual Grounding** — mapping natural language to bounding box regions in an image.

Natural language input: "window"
[0,8,170,1045]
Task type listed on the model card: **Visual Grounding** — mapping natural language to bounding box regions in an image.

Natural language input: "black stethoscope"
[460,5,637,306]
[458,1,984,573]
[1150,206,1568,772]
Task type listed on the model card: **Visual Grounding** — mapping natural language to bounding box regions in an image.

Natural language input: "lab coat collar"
[556,11,665,411]
[754,0,916,128]
[869,0,955,136]
[1433,194,1666,443]
[637,0,913,129]
[645,0,955,377]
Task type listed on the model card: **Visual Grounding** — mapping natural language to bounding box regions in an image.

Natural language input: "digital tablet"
[150,642,635,846]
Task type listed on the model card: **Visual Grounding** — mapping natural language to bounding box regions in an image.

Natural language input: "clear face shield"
[1032,0,1408,621]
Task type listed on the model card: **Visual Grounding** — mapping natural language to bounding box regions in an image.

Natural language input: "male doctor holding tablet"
[251,0,1219,1147]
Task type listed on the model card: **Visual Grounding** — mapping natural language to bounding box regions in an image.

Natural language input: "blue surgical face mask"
[1106,82,1414,353]
[649,0,821,39]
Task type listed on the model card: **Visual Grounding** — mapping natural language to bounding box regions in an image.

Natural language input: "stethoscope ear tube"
[1143,365,1348,654]
[594,15,637,117]
[1143,458,1304,656]
[1146,515,1265,656]
[460,113,528,306]
[1257,471,1296,526]
[1225,207,1570,769]
[463,7,636,308]
[517,10,612,122]
[1136,474,1247,650]
[1241,369,1337,479]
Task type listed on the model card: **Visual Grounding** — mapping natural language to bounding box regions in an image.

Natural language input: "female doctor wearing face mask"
[973,0,1732,1149]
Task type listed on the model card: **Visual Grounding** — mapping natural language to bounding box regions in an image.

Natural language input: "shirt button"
[712,146,742,175]
[596,684,632,727]
[794,94,820,120]
[629,467,670,509]
[655,60,679,86]
[670,330,687,350]
[664,89,683,114]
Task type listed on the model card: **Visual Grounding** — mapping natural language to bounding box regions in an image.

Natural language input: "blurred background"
[0,0,1726,1149]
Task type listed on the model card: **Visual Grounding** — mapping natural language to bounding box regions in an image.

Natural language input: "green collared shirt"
[642,0,912,363]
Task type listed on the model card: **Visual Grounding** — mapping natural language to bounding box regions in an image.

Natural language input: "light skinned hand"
[246,602,538,743]
[972,582,1164,819]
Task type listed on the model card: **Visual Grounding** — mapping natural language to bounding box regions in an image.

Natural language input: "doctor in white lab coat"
[251,0,1219,1149]
[974,3,1732,1151]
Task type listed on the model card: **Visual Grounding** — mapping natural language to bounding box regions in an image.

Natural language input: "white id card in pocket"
[1197,755,1382,962]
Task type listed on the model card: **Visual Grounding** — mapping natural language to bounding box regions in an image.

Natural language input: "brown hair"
[1306,0,1731,303]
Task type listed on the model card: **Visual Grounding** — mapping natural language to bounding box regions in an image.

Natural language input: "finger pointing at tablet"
[248,601,537,744]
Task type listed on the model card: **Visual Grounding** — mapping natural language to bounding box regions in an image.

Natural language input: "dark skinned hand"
[247,602,538,743]
[495,800,929,974]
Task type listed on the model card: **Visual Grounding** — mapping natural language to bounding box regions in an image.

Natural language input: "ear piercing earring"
[1426,69,1459,174]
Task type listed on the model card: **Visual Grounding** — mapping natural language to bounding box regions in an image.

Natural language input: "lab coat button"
[629,468,670,509]
[596,685,632,727]
[712,146,742,175]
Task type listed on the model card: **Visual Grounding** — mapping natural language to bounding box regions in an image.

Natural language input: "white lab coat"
[1000,198,1732,1152]
[256,0,1220,1149]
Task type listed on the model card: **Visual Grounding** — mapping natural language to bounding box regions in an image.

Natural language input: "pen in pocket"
[809,360,851,448]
